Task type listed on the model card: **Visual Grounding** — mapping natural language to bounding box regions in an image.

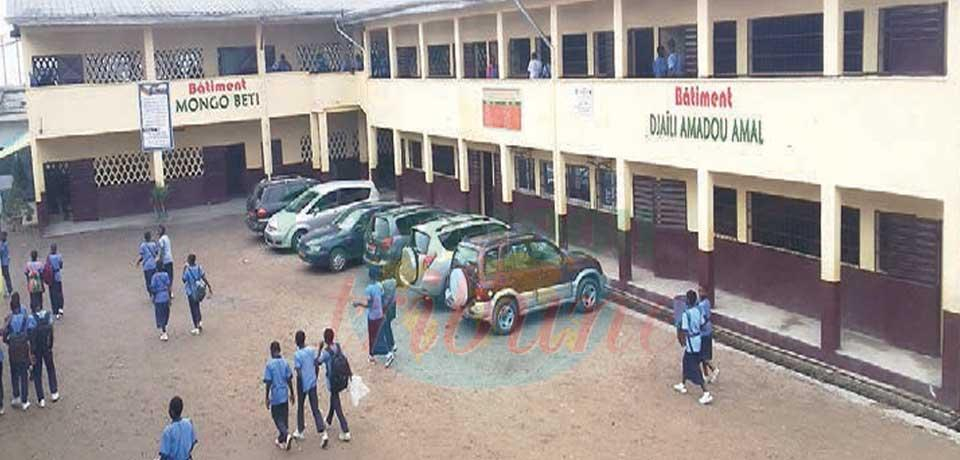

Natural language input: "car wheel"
[575,276,600,313]
[492,297,519,335]
[291,230,306,250]
[329,248,348,273]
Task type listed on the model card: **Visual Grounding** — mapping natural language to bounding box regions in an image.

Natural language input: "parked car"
[245,175,318,233]
[298,201,400,271]
[362,204,450,279]
[446,231,606,335]
[398,214,509,304]
[264,180,379,249]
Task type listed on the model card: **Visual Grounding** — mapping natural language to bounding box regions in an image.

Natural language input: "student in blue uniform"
[697,286,719,383]
[151,268,172,341]
[182,254,212,336]
[317,328,350,442]
[673,290,713,405]
[30,300,58,407]
[264,341,295,451]
[136,232,160,298]
[47,244,65,319]
[0,231,12,297]
[292,330,329,447]
[158,396,198,460]
[4,293,36,410]
[24,250,45,310]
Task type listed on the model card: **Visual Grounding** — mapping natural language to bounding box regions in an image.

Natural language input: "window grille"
[428,45,452,77]
[396,46,419,78]
[539,160,553,197]
[844,11,864,73]
[31,55,84,86]
[370,31,391,78]
[714,187,737,238]
[877,212,941,286]
[94,152,152,187]
[566,164,591,203]
[163,147,204,181]
[750,14,824,75]
[562,34,588,77]
[329,130,360,160]
[714,21,738,76]
[515,155,536,193]
[83,50,144,84]
[155,48,204,80]
[296,42,354,73]
[300,135,313,163]
[594,31,615,77]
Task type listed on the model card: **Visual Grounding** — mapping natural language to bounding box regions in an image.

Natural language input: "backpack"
[32,312,53,351]
[27,265,45,294]
[41,257,55,286]
[6,314,31,364]
[329,344,352,393]
[186,266,206,302]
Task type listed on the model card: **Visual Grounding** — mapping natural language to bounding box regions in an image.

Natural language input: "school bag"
[329,344,352,393]
[186,266,206,302]
[5,315,31,364]
[41,257,55,286]
[32,311,53,351]
[27,264,45,294]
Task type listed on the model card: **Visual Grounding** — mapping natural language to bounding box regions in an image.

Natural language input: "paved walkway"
[44,199,246,237]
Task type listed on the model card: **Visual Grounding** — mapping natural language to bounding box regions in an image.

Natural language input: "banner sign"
[138,82,174,151]
[572,86,593,117]
[648,86,764,145]
[174,78,261,114]
[483,88,521,131]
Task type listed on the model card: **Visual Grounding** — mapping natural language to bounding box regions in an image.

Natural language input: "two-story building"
[10,0,960,411]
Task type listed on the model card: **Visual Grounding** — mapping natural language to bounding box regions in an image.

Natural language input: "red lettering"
[711,93,719,107]
[507,314,538,355]
[605,306,629,353]
[536,308,570,354]
[726,87,733,108]
[675,86,683,106]
[408,299,440,355]
[240,78,248,90]
[188,83,197,95]
[225,82,234,92]
[571,307,602,353]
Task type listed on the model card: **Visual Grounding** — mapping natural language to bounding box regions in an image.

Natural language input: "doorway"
[628,27,655,77]
[375,128,396,190]
[43,161,72,222]
[225,145,247,196]
[481,151,495,217]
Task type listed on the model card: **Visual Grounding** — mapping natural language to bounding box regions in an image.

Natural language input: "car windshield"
[261,185,286,203]
[372,217,391,239]
[453,245,479,267]
[413,230,431,254]
[336,207,368,229]
[284,190,318,212]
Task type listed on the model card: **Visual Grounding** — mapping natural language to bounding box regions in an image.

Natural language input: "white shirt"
[528,59,543,79]
[158,235,174,265]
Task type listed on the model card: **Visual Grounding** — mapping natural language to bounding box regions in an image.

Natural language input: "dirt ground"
[0,214,957,459]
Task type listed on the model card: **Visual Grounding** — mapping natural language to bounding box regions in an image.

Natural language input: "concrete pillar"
[357,114,370,179]
[309,112,322,171]
[863,7,879,73]
[616,158,633,281]
[497,12,507,79]
[418,23,428,79]
[143,27,157,81]
[500,144,514,223]
[29,137,45,204]
[367,125,379,173]
[454,18,464,79]
[423,133,435,204]
[256,23,267,75]
[942,190,960,409]
[823,0,843,76]
[388,26,399,78]
[458,138,470,211]
[363,29,373,77]
[858,205,876,270]
[736,188,748,242]
[586,31,595,77]
[318,112,330,175]
[613,0,627,78]
[152,151,165,188]
[550,5,560,81]
[554,148,568,247]
[736,19,749,75]
[393,130,404,202]
[260,117,273,178]
[697,0,713,78]
[697,169,716,303]
[820,184,842,353]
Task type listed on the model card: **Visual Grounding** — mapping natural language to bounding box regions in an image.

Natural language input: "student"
[673,290,713,405]
[30,300,58,408]
[182,254,212,336]
[667,38,683,77]
[137,232,160,298]
[527,52,543,79]
[292,330,329,447]
[653,45,668,78]
[24,250,45,311]
[158,396,198,460]
[0,232,11,297]
[381,277,398,363]
[151,268,172,341]
[0,328,4,415]
[264,341,294,451]
[157,226,174,297]
[355,266,389,366]
[47,244,65,319]
[272,54,293,72]
[4,293,35,411]
[317,328,350,442]
[698,286,719,383]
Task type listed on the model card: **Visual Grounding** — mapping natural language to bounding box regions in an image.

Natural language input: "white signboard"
[572,86,593,117]
[138,82,174,151]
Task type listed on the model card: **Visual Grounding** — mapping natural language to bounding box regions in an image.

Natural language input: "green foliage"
[152,184,169,220]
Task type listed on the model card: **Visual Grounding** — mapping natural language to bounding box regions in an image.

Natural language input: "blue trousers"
[154,301,170,331]
[10,361,29,403]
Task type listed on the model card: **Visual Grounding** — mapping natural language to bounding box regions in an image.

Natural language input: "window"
[370,31,391,78]
[714,21,737,76]
[433,144,456,177]
[396,46,418,78]
[538,37,552,68]
[750,14,823,75]
[714,187,737,238]
[218,46,273,76]
[597,168,616,210]
[566,165,591,204]
[502,242,533,270]
[414,230,431,254]
[750,193,820,256]
[515,155,536,193]
[540,160,554,196]
[428,44,452,77]
[659,25,697,77]
[285,190,318,212]
[880,3,946,76]
[594,31,615,77]
[464,41,497,78]
[483,248,501,276]
[844,11,864,73]
[309,192,337,214]
[406,140,423,170]
[31,54,84,86]
[338,187,371,205]
[841,207,860,266]
[529,240,563,266]
[876,212,942,285]
[441,223,508,251]
[656,179,687,229]
[628,28,655,77]
[509,38,531,77]
[562,34,588,77]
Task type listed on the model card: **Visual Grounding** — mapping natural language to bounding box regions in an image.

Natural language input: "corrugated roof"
[7,0,501,26]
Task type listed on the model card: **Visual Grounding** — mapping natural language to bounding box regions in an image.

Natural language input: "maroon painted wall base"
[821,280,842,354]
[395,174,404,203]
[427,180,436,205]
[558,213,568,249]
[36,196,48,229]
[698,249,715,306]
[943,311,960,410]
[504,201,514,224]
[462,190,470,212]
[618,228,632,282]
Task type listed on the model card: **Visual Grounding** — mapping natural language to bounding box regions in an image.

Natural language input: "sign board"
[173,78,261,115]
[572,86,593,117]
[483,88,521,131]
[138,82,174,151]
[647,86,764,145]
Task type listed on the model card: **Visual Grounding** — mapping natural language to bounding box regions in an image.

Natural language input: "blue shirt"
[316,343,341,392]
[151,271,171,304]
[681,306,704,354]
[672,296,686,329]
[653,57,668,77]
[6,308,36,339]
[364,282,384,321]
[698,299,713,337]
[182,265,205,297]
[294,346,319,392]
[263,357,293,406]
[668,52,683,76]
[48,253,64,282]
[159,418,196,460]
[0,240,9,266]
[140,241,159,271]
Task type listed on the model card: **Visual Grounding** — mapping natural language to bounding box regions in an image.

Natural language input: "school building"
[10,0,960,410]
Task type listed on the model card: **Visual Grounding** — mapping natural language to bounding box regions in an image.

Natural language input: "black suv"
[363,204,450,279]
[246,175,318,233]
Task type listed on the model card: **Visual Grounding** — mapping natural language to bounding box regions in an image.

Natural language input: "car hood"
[268,211,297,233]
[303,224,342,244]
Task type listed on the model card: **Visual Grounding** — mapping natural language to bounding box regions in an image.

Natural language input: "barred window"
[328,130,360,160]
[566,165,591,204]
[463,42,487,78]
[509,38,531,78]
[880,3,946,76]
[163,147,204,181]
[750,193,820,257]
[155,48,204,80]
[714,187,737,238]
[428,45,452,77]
[406,140,423,170]
[540,160,554,197]
[714,21,737,76]
[84,50,144,84]
[515,155,535,193]
[844,11,864,73]
[31,54,84,86]
[296,42,354,73]
[370,30,391,78]
[300,135,312,163]
[562,34,588,77]
[876,212,941,285]
[841,207,860,266]
[597,168,616,210]
[594,31,615,77]
[433,145,456,177]
[750,14,824,75]
[94,153,152,187]
[396,46,419,78]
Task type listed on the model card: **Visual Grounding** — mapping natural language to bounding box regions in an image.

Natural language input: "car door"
[500,241,540,313]
[338,187,371,207]
[345,209,376,259]
[528,239,569,306]
[304,190,338,226]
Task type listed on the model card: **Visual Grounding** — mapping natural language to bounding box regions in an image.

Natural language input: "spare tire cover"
[446,268,469,310]
[398,246,419,286]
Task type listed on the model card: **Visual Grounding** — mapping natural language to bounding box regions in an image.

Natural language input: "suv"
[447,231,606,335]
[264,180,379,249]
[246,176,318,233]
[398,215,509,304]
[363,204,449,279]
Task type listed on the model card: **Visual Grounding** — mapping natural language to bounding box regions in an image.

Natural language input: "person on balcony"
[272,54,293,72]
[653,45,668,78]
[528,52,544,79]
[667,39,684,77]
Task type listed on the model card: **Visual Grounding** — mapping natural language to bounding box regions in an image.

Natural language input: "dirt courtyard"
[0,214,957,459]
